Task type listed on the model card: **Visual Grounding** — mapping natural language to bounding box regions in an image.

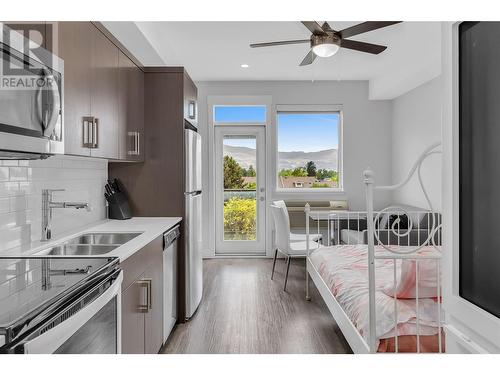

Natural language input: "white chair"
[270,204,322,291]
[272,200,322,243]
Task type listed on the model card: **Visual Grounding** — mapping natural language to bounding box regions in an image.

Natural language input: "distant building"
[278,176,337,188]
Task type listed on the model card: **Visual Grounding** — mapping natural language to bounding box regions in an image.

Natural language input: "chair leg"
[283,256,292,291]
[271,249,278,280]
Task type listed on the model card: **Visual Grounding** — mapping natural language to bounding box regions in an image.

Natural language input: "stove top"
[0,257,118,332]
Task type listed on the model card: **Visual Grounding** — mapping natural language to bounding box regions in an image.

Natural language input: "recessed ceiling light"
[241,64,250,68]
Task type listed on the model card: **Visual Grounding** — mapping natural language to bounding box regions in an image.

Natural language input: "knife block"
[108,192,132,220]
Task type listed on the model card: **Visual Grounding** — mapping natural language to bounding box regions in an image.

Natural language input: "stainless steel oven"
[0,22,64,159]
[0,257,122,354]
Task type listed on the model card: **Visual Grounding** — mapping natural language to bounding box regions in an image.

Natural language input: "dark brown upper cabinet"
[58,22,93,157]
[88,26,120,159]
[57,22,144,161]
[118,50,145,161]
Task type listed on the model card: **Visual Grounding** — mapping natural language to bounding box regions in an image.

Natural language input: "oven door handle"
[22,270,123,354]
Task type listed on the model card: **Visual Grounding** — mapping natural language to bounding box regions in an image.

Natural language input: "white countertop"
[0,217,182,261]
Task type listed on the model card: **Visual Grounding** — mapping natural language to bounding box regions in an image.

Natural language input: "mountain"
[278,149,338,171]
[223,145,338,171]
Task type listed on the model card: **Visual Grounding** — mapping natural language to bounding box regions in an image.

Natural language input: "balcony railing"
[223,189,256,201]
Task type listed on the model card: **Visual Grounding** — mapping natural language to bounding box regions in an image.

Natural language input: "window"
[276,108,342,191]
[214,105,266,124]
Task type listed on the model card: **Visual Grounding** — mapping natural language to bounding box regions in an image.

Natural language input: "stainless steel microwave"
[0,22,64,159]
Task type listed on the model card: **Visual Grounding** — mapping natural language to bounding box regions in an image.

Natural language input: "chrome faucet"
[41,189,91,241]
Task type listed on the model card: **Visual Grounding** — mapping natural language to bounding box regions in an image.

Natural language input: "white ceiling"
[103,21,442,100]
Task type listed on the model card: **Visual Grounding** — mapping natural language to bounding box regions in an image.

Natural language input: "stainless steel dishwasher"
[163,225,180,344]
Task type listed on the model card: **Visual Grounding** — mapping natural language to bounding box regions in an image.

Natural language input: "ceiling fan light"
[312,43,340,58]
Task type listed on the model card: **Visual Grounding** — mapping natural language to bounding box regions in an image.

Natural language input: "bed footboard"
[305,142,443,354]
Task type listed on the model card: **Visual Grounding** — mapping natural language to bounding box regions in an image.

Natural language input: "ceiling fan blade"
[301,21,327,35]
[339,21,402,39]
[321,22,335,32]
[250,39,310,48]
[340,39,387,54]
[299,50,316,66]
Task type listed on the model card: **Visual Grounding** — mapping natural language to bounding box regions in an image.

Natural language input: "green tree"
[316,169,338,181]
[224,155,245,189]
[312,182,330,188]
[279,169,293,177]
[224,197,256,240]
[292,167,308,177]
[279,167,308,177]
[306,161,317,177]
[247,165,256,177]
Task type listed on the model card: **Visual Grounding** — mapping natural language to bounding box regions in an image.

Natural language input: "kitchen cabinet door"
[57,22,92,156]
[144,237,164,354]
[90,25,119,159]
[118,50,144,161]
[121,275,146,354]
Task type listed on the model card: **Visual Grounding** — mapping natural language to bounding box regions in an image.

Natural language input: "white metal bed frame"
[305,142,443,353]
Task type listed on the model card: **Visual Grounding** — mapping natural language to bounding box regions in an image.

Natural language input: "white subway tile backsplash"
[8,167,29,181]
[0,167,8,181]
[1,160,18,166]
[0,198,9,214]
[0,182,20,197]
[10,196,27,212]
[0,155,107,253]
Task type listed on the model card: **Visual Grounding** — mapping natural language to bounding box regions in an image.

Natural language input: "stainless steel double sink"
[38,232,143,256]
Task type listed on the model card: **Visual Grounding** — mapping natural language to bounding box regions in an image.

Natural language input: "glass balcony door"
[214,126,266,255]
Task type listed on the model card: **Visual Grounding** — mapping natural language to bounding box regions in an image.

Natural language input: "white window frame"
[212,98,268,127]
[207,95,273,257]
[274,104,344,194]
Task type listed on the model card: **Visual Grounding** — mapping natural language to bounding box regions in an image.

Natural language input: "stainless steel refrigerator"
[185,128,203,318]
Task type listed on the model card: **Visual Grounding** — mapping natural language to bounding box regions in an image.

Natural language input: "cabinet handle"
[137,278,152,313]
[188,100,196,120]
[136,132,140,156]
[127,131,140,156]
[82,117,94,148]
[92,118,99,148]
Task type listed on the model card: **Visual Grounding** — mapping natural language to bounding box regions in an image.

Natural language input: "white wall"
[391,77,442,210]
[0,156,107,253]
[197,80,393,257]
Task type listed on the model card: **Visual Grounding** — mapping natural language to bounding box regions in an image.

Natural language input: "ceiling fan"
[250,21,402,66]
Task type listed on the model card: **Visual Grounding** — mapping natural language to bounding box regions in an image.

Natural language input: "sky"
[215,106,339,152]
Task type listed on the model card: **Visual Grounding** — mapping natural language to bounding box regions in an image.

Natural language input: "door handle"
[259,197,265,202]
[137,278,152,313]
[43,71,61,139]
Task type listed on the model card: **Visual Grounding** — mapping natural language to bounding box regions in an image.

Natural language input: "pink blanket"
[309,244,441,350]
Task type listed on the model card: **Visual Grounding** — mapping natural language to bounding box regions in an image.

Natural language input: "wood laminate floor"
[161,258,352,354]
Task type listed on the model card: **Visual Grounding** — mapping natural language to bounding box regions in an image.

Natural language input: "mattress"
[309,244,442,352]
